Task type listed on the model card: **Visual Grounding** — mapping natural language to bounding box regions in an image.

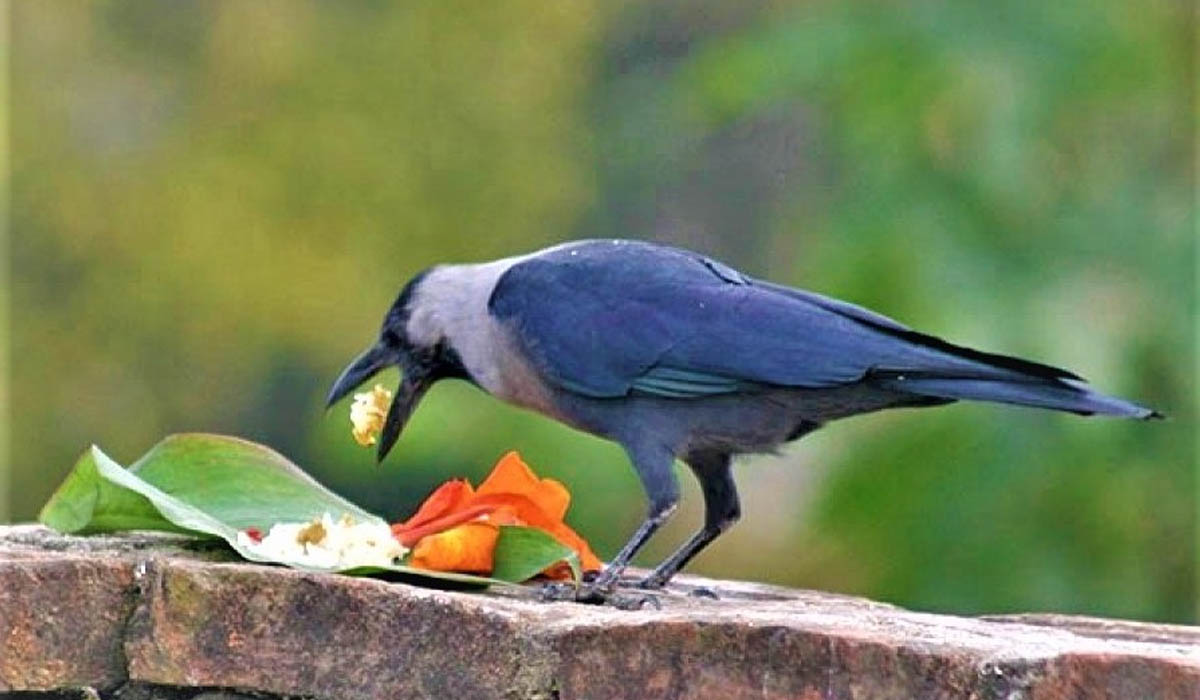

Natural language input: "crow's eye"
[381,328,402,347]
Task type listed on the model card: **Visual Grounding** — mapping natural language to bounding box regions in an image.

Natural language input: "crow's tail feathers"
[872,373,1162,419]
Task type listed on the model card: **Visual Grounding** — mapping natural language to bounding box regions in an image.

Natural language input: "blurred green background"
[8,1,1195,622]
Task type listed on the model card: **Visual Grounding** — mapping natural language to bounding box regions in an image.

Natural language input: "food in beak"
[349,384,393,447]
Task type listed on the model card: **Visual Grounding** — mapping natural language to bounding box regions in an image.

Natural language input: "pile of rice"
[237,513,407,569]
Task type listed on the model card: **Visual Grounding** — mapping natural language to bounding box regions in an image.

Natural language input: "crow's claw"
[537,581,661,610]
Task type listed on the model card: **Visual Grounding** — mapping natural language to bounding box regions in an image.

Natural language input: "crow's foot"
[537,581,661,610]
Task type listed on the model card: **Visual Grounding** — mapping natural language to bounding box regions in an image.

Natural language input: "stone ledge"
[1,524,1197,699]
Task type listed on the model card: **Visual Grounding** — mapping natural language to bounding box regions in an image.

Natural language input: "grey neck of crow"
[404,249,573,416]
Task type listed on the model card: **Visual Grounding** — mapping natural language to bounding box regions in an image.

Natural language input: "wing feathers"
[632,366,752,398]
[489,241,1094,401]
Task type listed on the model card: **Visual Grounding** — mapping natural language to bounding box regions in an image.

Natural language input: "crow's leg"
[541,441,678,605]
[589,440,680,590]
[638,451,738,590]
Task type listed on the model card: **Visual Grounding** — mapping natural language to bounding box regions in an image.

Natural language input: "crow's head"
[326,269,465,461]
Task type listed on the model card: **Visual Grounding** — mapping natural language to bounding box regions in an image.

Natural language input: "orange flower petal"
[392,504,496,548]
[476,451,571,522]
[394,479,475,532]
[391,452,603,578]
[484,505,524,527]
[409,522,499,574]
[468,492,549,526]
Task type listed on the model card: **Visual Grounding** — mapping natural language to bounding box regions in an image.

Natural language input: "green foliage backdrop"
[10,0,1195,621]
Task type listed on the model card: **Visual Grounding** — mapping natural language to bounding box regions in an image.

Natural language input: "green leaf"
[127,433,381,530]
[491,525,580,583]
[333,565,486,584]
[39,433,582,587]
[88,445,245,542]
[38,446,193,535]
[56,440,503,585]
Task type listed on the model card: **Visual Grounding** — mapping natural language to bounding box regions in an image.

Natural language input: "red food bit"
[244,527,264,543]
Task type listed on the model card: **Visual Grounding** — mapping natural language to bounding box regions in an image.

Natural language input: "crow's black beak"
[326,342,393,408]
[375,372,433,462]
[327,341,435,462]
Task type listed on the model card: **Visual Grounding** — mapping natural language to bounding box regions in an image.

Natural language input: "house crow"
[326,239,1160,596]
